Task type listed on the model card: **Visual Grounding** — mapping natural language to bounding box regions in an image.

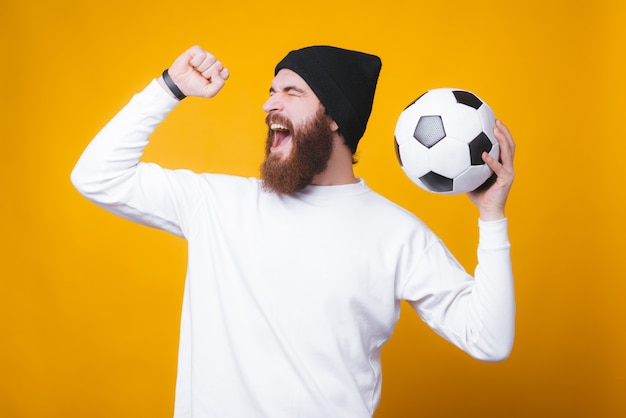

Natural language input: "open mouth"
[270,123,293,153]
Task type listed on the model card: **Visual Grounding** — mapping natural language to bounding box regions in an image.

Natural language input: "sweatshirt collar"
[294,178,370,201]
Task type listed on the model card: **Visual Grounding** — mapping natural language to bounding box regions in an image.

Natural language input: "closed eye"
[286,87,304,96]
[268,86,305,97]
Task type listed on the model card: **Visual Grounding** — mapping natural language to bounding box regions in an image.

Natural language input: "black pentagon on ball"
[453,90,483,110]
[469,132,493,165]
[419,171,454,193]
[393,137,403,166]
[414,115,446,148]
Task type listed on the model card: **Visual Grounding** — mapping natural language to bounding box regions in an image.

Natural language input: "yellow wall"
[2,0,625,417]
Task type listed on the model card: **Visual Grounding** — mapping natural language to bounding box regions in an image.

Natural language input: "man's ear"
[330,120,339,133]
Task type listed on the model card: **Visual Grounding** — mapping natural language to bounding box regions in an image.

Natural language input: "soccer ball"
[394,88,499,194]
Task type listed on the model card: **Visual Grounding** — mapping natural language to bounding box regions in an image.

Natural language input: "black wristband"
[162,69,186,100]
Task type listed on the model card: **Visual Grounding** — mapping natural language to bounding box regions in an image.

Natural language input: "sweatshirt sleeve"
[70,79,197,238]
[401,218,515,362]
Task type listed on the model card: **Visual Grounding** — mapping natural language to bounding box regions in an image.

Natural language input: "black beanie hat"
[275,46,382,154]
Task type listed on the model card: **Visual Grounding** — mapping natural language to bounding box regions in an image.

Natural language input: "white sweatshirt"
[71,80,515,418]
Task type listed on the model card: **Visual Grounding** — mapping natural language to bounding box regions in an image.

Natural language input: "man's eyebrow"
[269,86,306,94]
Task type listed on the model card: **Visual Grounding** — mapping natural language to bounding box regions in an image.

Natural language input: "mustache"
[265,113,293,130]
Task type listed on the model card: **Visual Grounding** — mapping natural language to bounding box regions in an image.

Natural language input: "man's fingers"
[494,120,516,165]
[187,47,227,83]
[196,56,218,74]
[217,67,230,82]
[166,46,230,98]
[187,46,210,67]
[201,61,225,80]
[482,151,502,175]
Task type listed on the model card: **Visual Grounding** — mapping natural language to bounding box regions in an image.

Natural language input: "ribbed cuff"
[478,218,510,250]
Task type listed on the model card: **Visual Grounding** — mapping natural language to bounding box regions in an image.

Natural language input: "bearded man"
[71,45,516,418]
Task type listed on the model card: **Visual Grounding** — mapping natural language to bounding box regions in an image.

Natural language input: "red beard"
[260,108,335,195]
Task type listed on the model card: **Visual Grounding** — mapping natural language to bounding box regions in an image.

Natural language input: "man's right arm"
[70,47,229,236]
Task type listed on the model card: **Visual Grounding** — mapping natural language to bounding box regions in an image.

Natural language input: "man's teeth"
[271,123,289,131]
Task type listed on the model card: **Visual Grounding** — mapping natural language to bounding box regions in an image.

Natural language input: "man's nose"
[262,94,283,113]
